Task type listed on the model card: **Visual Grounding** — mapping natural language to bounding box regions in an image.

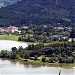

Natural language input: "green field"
[0,34,19,41]
[0,34,39,45]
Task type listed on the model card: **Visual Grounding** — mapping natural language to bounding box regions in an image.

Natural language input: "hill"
[0,0,74,26]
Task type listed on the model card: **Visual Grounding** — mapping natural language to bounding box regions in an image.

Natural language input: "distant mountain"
[0,0,75,27]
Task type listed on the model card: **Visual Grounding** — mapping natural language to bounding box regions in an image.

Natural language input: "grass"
[0,34,39,46]
[18,55,75,68]
[0,34,68,46]
[26,42,38,45]
[19,56,75,68]
[1,56,75,69]
[0,34,20,41]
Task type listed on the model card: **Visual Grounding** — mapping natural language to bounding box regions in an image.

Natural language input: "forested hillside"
[0,0,74,26]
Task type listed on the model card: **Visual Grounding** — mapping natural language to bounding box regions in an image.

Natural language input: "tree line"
[0,42,75,63]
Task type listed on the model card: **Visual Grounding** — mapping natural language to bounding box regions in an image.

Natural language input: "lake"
[0,59,75,75]
[0,40,75,75]
[0,40,28,51]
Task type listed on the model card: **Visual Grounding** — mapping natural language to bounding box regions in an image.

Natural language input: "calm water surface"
[0,40,28,51]
[0,59,75,75]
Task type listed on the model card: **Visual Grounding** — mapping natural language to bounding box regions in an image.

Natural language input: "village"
[0,26,21,34]
[0,0,74,75]
[0,25,73,43]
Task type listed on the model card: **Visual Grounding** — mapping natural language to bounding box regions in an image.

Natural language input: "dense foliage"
[18,25,70,43]
[0,0,74,26]
[0,42,75,63]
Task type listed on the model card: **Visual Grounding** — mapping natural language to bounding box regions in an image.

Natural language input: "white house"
[0,28,5,32]
[8,26,18,33]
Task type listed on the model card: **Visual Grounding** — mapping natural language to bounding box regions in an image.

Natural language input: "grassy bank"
[0,34,66,45]
[0,34,20,41]
[1,57,74,69]
[17,56,75,69]
[0,34,38,45]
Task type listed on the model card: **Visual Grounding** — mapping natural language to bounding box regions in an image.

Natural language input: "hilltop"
[0,0,74,26]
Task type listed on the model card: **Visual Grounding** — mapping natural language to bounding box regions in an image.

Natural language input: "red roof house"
[8,26,18,33]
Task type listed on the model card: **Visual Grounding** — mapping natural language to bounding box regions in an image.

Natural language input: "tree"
[34,55,38,60]
[48,58,54,63]
[10,52,17,59]
[70,26,75,42]
[59,57,74,63]
[17,46,25,58]
[0,50,9,58]
[24,51,30,59]
[11,47,17,53]
[10,47,17,59]
[42,57,46,62]
[20,19,28,25]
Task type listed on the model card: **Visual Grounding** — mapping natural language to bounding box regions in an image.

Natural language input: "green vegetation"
[0,34,39,45]
[0,0,74,70]
[0,34,19,41]
[0,0,74,26]
[18,25,70,43]
[0,42,75,68]
[0,24,74,68]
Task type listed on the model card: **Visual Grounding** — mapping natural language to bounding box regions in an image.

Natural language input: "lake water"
[0,40,75,75]
[0,40,28,51]
[0,59,75,75]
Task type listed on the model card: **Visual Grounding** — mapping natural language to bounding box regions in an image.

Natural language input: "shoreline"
[0,34,19,41]
[0,34,38,45]
[0,37,75,69]
[0,58,75,69]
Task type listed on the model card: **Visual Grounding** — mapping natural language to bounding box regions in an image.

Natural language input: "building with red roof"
[8,26,18,33]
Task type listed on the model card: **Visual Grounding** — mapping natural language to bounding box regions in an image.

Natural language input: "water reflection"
[0,59,74,75]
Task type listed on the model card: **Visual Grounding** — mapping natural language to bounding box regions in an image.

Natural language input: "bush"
[48,58,54,63]
[34,55,38,60]
[59,57,74,63]
[42,57,46,62]
[10,52,17,59]
[0,50,10,58]
[24,52,30,59]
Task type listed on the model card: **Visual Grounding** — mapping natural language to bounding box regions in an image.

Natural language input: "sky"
[0,0,21,8]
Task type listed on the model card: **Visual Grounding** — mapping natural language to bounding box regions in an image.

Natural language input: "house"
[8,26,18,33]
[68,38,75,42]
[51,35,68,41]
[54,26,64,32]
[21,26,28,30]
[0,28,5,32]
